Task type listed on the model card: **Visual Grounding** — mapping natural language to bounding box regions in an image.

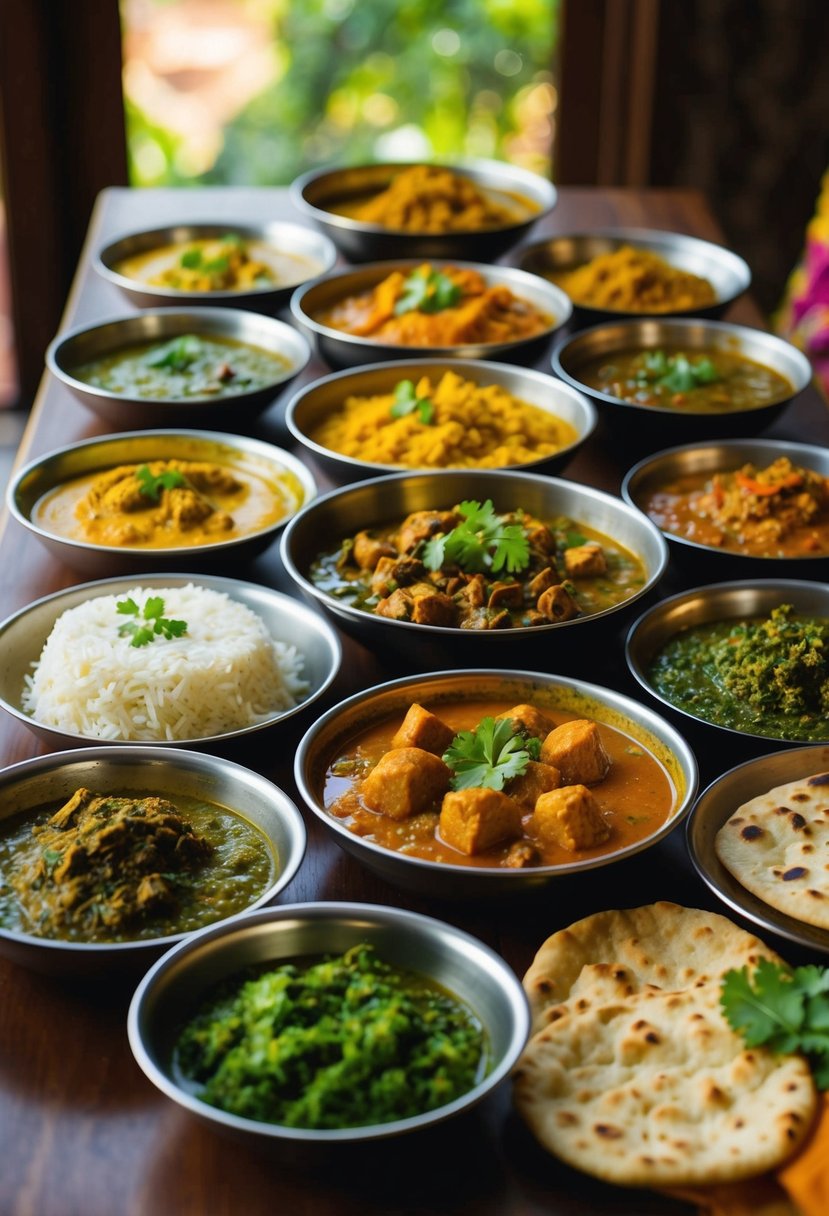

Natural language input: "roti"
[714,772,829,930]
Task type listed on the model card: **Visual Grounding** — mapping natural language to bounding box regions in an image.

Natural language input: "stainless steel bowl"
[626,579,829,746]
[285,358,597,483]
[688,744,829,953]
[0,746,306,975]
[517,227,751,324]
[290,259,571,370]
[0,572,341,750]
[622,438,829,578]
[46,308,311,428]
[280,468,668,662]
[552,318,811,444]
[128,901,530,1147]
[291,159,556,263]
[294,669,697,897]
[8,429,316,575]
[94,222,337,311]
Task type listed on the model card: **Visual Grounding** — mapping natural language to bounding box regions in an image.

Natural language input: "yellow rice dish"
[308,370,578,468]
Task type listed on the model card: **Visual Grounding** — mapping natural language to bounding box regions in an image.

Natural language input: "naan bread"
[715,772,829,929]
[524,902,779,1033]
[513,982,816,1188]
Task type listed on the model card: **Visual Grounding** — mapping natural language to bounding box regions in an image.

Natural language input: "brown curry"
[325,699,675,869]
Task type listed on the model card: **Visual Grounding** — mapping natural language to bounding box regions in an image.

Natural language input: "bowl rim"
[45,306,312,405]
[93,221,338,303]
[290,258,573,356]
[625,577,829,744]
[279,466,669,640]
[0,570,342,747]
[283,356,598,476]
[293,666,699,881]
[0,744,307,955]
[127,899,531,1142]
[7,426,317,560]
[621,436,829,565]
[686,742,829,951]
[551,317,812,417]
[518,225,752,312]
[290,157,557,236]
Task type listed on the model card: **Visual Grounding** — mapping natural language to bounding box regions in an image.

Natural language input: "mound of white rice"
[22,584,308,742]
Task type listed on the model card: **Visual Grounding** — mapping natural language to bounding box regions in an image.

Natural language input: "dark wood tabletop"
[0,187,827,1216]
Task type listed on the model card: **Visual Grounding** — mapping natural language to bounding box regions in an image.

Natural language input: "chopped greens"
[135,463,188,502]
[116,595,188,647]
[422,499,530,576]
[394,267,463,316]
[442,716,541,791]
[721,958,829,1088]
[390,379,435,425]
[640,350,721,393]
[144,334,203,373]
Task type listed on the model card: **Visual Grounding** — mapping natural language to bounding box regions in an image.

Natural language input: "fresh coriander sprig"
[721,958,829,1088]
[145,334,203,372]
[389,379,435,425]
[442,717,541,791]
[422,499,530,576]
[640,351,720,393]
[135,464,188,503]
[116,595,188,648]
[394,268,462,316]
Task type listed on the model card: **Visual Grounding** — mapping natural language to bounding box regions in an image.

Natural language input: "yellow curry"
[339,165,535,232]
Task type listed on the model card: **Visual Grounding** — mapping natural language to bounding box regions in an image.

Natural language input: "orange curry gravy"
[324,699,675,869]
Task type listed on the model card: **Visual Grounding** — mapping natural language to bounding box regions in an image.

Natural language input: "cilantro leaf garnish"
[390,379,435,425]
[422,499,530,575]
[442,717,541,791]
[180,248,203,270]
[394,268,463,316]
[203,255,230,274]
[135,464,187,502]
[721,959,829,1087]
[639,350,721,394]
[145,334,203,372]
[116,595,188,648]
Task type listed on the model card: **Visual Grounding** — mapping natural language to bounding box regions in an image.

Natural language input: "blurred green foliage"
[124,0,558,187]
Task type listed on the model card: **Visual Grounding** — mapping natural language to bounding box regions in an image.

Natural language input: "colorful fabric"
[775,170,829,399]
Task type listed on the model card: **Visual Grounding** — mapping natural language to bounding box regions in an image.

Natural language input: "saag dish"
[0,787,274,942]
[311,499,646,630]
[648,604,829,742]
[579,347,793,413]
[174,943,486,1129]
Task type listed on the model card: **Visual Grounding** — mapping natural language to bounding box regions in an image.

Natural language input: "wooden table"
[1,188,827,1216]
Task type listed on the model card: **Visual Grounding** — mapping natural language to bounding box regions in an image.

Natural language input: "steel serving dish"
[0,746,306,976]
[687,744,829,954]
[7,428,316,575]
[551,318,811,446]
[94,221,337,311]
[128,901,530,1148]
[285,357,597,483]
[291,159,556,263]
[290,259,571,370]
[0,572,341,750]
[280,468,668,666]
[294,669,698,897]
[517,227,751,324]
[622,438,829,579]
[46,307,311,428]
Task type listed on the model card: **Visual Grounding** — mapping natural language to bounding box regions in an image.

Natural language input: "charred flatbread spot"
[645,1031,661,1044]
[807,772,829,786]
[789,812,807,830]
[782,867,809,881]
[808,889,824,899]
[740,825,764,840]
[791,793,810,802]
[594,1124,623,1139]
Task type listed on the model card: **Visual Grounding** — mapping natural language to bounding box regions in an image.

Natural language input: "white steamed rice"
[22,584,308,741]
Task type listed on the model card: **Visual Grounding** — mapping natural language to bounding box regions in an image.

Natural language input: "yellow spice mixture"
[309,370,577,468]
[351,165,524,232]
[553,245,717,312]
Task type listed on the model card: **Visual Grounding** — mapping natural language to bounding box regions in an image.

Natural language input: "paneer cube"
[361,747,450,820]
[370,555,398,597]
[507,760,562,809]
[375,588,413,620]
[563,542,607,578]
[411,591,455,626]
[390,703,455,756]
[439,787,522,855]
[536,583,580,622]
[532,785,610,851]
[540,719,612,785]
[353,530,395,571]
[495,703,557,741]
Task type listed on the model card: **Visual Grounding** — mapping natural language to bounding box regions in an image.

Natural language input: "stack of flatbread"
[715,772,829,929]
[513,903,817,1189]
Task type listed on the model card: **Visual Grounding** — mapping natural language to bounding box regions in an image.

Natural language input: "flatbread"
[715,772,829,930]
[523,902,780,1034]
[513,982,816,1188]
